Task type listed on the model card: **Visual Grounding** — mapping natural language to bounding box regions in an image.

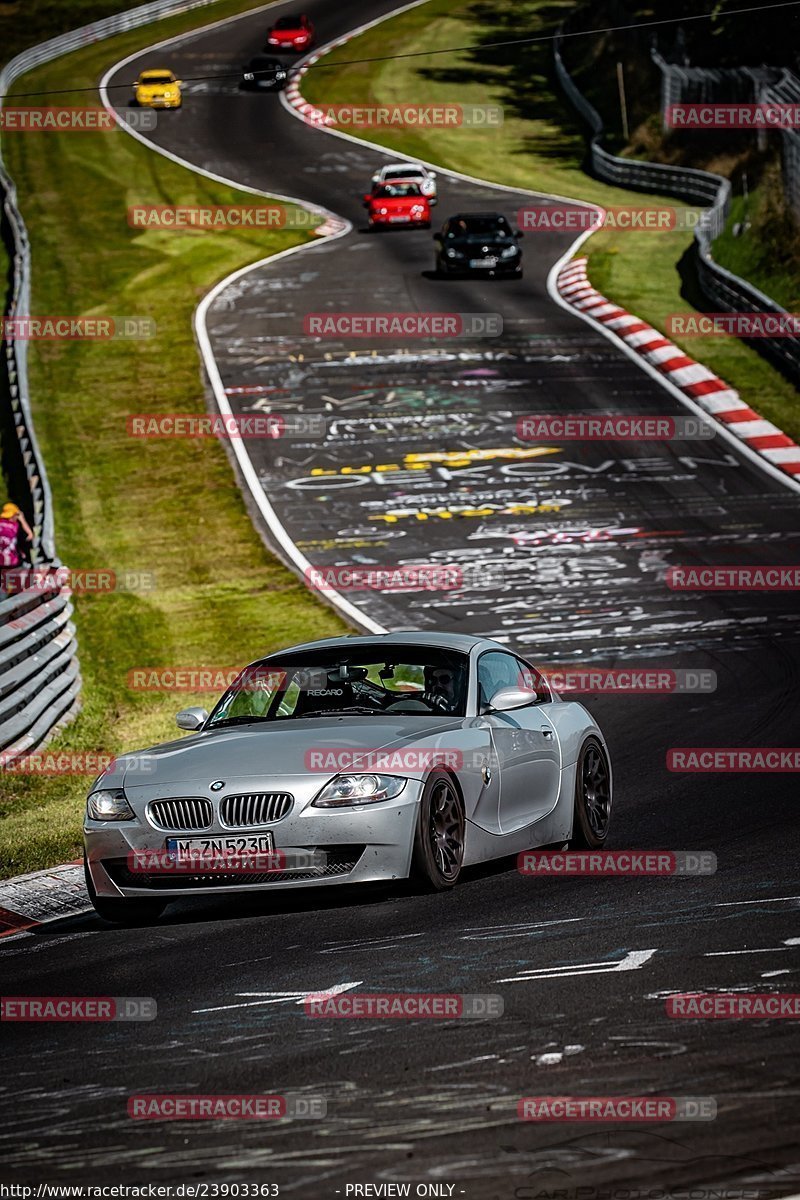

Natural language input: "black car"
[240,56,289,91]
[433,212,523,277]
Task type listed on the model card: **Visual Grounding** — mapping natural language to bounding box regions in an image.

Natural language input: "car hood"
[108,715,465,788]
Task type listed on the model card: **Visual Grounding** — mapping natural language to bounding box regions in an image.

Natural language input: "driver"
[422,664,462,713]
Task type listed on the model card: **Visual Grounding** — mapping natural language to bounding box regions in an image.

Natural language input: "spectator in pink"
[0,502,34,599]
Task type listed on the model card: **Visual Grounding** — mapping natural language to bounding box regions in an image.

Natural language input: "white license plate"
[389,215,411,222]
[166,833,274,864]
[469,257,497,268]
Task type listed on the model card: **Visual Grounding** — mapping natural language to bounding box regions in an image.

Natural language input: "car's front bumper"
[370,215,430,227]
[440,258,521,274]
[137,96,181,108]
[84,780,423,898]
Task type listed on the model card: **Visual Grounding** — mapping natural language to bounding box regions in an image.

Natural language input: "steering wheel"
[350,682,386,709]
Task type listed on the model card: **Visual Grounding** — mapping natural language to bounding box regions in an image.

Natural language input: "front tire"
[568,737,612,848]
[410,770,465,890]
[84,858,166,926]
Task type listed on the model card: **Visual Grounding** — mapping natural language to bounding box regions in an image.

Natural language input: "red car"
[266,13,314,52]
[363,181,432,230]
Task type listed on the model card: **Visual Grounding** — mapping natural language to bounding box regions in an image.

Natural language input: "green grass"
[303,0,800,440]
[1,0,137,66]
[0,0,348,879]
[713,183,800,313]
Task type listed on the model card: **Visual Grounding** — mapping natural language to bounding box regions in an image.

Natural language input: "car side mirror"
[429,171,437,179]
[516,230,524,239]
[175,80,184,87]
[363,194,372,204]
[486,686,536,713]
[176,707,208,731]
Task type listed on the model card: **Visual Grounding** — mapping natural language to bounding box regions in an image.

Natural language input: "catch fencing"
[553,32,800,385]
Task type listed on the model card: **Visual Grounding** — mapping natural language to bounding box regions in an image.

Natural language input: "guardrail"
[553,32,800,386]
[0,585,80,760]
[0,0,231,760]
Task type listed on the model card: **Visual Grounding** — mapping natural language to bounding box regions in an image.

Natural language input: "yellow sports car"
[132,69,183,109]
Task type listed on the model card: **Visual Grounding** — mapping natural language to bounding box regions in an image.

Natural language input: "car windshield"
[141,73,173,84]
[207,646,470,725]
[274,16,302,28]
[375,183,423,198]
[446,216,513,238]
[386,168,423,179]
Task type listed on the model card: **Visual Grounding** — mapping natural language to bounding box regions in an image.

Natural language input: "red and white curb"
[557,258,800,478]
[284,49,339,127]
[0,862,89,939]
[275,57,346,238]
[284,44,351,240]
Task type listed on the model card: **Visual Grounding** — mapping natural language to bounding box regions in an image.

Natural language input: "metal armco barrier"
[0,0,232,760]
[0,585,80,759]
[553,32,800,386]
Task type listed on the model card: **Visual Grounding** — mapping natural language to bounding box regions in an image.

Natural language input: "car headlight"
[163,91,173,98]
[500,245,519,258]
[313,774,407,808]
[87,788,136,821]
[445,248,463,259]
[378,207,388,215]
[411,205,424,213]
[293,35,308,42]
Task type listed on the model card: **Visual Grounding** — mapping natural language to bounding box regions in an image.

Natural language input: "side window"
[478,652,527,711]
[515,658,550,702]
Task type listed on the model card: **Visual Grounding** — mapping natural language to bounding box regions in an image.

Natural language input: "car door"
[476,651,561,834]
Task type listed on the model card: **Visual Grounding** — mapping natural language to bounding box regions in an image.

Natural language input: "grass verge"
[302,0,800,441]
[0,0,348,879]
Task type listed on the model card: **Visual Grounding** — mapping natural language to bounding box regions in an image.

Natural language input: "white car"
[371,162,438,204]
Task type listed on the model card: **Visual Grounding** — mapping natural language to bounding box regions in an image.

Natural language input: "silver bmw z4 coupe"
[84,632,612,923]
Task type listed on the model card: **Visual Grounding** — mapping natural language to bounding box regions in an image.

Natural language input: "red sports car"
[266,13,314,51]
[363,181,432,230]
